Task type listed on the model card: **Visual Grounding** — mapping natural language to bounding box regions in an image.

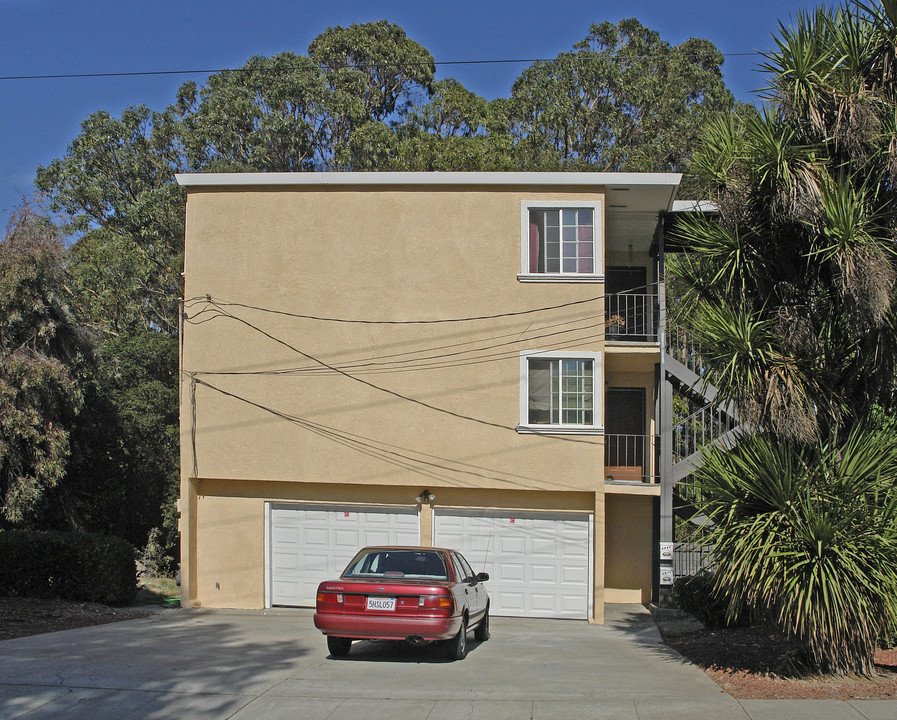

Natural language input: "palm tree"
[671,1,897,674]
[694,421,897,675]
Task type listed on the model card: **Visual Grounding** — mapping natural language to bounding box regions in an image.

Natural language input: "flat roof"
[175,171,682,189]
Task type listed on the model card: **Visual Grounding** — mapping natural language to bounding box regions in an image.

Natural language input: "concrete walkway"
[0,604,894,719]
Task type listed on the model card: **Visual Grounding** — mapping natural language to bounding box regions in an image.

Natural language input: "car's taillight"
[419,594,453,609]
[316,592,343,605]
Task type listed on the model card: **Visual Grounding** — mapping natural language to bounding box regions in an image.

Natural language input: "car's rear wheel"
[327,636,352,657]
[446,616,468,660]
[474,605,490,642]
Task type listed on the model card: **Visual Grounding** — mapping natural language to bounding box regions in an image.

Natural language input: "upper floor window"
[517,351,603,434]
[519,201,603,282]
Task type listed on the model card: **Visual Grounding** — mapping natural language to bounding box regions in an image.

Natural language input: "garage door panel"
[303,526,328,542]
[272,553,298,571]
[499,562,526,583]
[433,509,591,619]
[302,552,329,573]
[497,591,526,613]
[498,536,526,554]
[269,504,420,607]
[531,593,558,612]
[530,564,558,584]
[561,595,585,614]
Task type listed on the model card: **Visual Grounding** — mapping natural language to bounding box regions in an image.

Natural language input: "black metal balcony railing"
[605,293,659,342]
[604,433,659,483]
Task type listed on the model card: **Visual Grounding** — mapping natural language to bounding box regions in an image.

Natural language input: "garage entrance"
[433,509,592,619]
[267,503,420,607]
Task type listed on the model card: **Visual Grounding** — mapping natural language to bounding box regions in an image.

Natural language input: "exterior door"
[605,388,647,481]
[606,267,649,339]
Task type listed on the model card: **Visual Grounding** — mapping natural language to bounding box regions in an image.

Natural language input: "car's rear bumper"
[314,612,462,641]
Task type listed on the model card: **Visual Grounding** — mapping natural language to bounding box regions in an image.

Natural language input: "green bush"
[0,529,136,606]
[672,572,747,629]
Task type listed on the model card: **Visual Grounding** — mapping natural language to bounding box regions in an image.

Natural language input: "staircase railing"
[666,320,707,377]
[672,403,738,464]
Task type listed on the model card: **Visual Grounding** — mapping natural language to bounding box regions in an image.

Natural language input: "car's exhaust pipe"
[405,636,429,646]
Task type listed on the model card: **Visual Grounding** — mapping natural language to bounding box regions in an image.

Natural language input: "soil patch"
[661,622,897,700]
[0,595,155,641]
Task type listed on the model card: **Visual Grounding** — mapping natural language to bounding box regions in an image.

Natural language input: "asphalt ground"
[1,604,895,719]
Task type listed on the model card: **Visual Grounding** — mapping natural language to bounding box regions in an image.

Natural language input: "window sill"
[516,425,605,435]
[517,273,605,283]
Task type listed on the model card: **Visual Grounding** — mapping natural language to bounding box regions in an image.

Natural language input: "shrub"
[0,529,136,606]
[672,572,747,628]
[693,422,897,675]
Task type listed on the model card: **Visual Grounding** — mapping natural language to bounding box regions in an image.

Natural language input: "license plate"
[366,596,396,611]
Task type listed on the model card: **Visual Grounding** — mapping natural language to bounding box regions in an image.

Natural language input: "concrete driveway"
[0,604,894,719]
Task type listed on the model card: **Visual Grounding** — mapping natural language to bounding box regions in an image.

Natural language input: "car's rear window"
[343,550,449,580]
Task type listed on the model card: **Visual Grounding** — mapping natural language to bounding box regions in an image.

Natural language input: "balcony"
[605,292,659,343]
[605,434,658,484]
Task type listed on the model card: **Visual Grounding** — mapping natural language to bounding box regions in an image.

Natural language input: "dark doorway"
[606,267,649,340]
[605,388,647,482]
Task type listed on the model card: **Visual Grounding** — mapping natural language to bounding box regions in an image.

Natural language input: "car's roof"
[355,546,455,553]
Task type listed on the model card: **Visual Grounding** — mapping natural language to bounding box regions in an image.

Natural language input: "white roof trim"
[175,171,682,189]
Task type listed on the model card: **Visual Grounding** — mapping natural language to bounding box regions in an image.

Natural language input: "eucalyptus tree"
[504,18,737,176]
[35,106,185,336]
[0,207,90,525]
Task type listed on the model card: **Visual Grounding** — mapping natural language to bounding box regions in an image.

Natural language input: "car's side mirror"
[476,572,489,582]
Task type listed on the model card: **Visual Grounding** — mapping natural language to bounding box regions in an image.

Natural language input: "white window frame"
[517,350,604,434]
[518,200,604,282]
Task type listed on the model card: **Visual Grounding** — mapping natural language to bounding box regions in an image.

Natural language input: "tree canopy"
[673,3,897,440]
[0,207,89,524]
[22,18,737,563]
[673,0,897,674]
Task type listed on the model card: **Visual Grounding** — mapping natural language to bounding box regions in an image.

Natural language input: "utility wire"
[185,302,615,376]
[185,290,652,376]
[185,293,604,325]
[193,301,599,442]
[193,377,576,489]
[0,54,759,83]
[190,314,610,377]
[186,304,604,372]
[203,301,516,433]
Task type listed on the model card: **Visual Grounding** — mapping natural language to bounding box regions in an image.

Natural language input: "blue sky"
[1,0,823,220]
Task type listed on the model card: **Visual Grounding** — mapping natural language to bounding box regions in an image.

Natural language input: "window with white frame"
[518,351,603,433]
[520,201,603,281]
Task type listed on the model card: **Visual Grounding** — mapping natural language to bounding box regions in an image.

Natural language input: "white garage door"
[268,503,420,607]
[434,509,592,619]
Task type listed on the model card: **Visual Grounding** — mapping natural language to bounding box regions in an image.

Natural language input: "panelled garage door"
[434,509,592,619]
[268,503,420,607]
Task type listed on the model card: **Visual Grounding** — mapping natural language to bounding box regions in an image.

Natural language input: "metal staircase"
[664,323,743,526]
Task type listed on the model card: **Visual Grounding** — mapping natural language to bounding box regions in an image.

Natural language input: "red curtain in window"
[529,217,541,273]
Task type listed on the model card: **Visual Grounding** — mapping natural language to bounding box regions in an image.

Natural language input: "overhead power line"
[0,52,759,83]
[185,293,604,325]
[191,377,570,489]
[188,301,598,443]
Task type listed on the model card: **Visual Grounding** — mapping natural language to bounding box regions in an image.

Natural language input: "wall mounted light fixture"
[416,489,435,503]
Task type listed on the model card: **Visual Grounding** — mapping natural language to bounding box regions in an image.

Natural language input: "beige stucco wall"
[605,494,655,603]
[190,478,599,609]
[179,180,658,618]
[181,185,608,491]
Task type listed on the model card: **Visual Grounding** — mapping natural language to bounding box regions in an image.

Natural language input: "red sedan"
[314,546,490,660]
